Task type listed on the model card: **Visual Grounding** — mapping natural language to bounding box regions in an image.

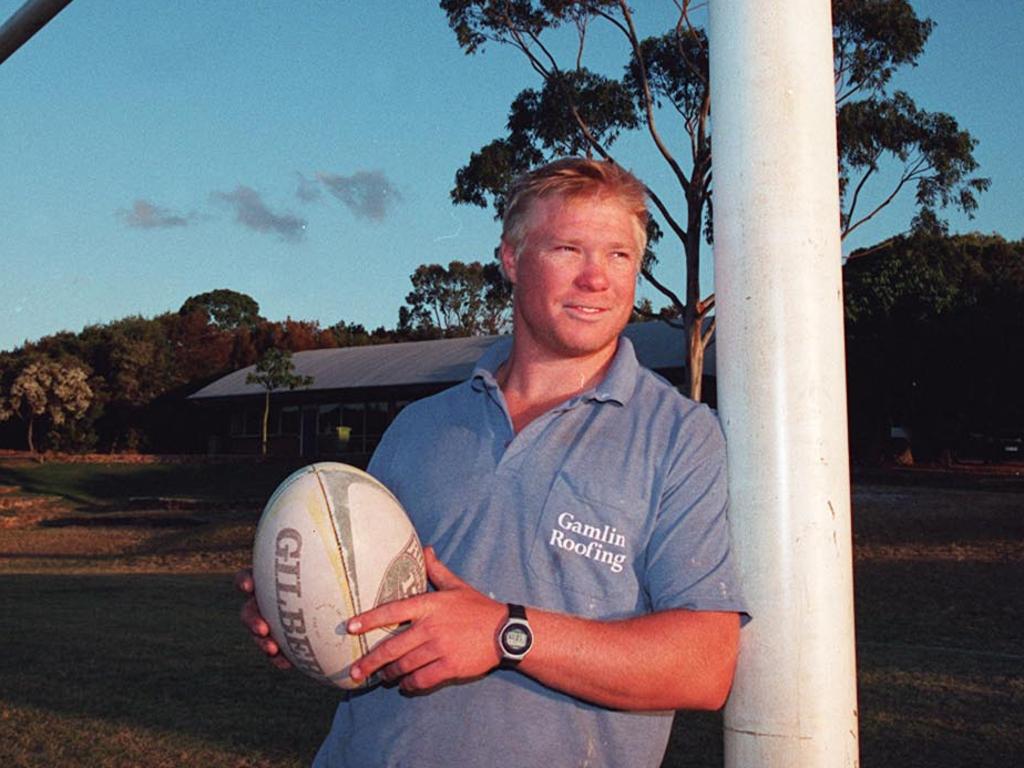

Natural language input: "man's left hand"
[347,547,506,693]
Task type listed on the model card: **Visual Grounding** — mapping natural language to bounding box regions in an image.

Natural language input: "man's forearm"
[347,549,740,709]
[518,608,740,711]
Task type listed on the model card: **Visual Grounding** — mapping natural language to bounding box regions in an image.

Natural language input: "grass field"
[1,460,1021,767]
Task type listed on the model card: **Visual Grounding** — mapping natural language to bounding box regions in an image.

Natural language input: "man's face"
[500,193,641,361]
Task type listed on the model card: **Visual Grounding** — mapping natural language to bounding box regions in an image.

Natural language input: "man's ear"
[499,240,518,284]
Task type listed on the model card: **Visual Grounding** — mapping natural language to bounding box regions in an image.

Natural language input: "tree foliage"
[844,232,1024,462]
[400,260,513,337]
[179,289,263,330]
[0,288,389,453]
[326,321,396,348]
[0,358,93,454]
[245,348,314,456]
[833,0,988,238]
[441,0,987,401]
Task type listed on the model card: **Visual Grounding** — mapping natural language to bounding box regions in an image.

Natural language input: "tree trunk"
[684,185,706,402]
[688,319,705,403]
[261,391,270,457]
[26,416,35,454]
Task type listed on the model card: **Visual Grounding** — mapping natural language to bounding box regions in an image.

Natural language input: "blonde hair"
[501,158,649,256]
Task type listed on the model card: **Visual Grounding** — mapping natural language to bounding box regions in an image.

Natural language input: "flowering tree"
[0,359,93,454]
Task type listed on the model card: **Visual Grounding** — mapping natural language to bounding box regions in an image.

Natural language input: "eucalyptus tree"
[402,260,513,337]
[442,0,987,400]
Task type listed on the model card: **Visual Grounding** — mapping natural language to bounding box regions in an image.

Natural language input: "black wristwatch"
[497,603,533,669]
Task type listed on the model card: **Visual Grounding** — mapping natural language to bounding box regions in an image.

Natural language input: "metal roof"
[189,321,714,400]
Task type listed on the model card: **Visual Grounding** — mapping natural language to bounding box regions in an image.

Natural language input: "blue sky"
[2,1,1021,353]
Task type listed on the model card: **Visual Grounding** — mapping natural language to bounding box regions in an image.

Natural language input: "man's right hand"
[235,568,293,670]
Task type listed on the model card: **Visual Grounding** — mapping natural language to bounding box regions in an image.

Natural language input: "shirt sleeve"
[366,410,405,491]
[643,407,749,618]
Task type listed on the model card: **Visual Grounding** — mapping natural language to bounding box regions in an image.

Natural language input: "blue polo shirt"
[314,336,745,768]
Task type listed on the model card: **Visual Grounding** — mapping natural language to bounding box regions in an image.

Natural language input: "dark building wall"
[194,383,453,460]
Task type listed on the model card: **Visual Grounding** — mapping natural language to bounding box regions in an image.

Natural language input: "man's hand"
[234,568,292,670]
[347,547,506,693]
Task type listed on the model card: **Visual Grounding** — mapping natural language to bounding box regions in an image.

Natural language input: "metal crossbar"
[0,0,74,66]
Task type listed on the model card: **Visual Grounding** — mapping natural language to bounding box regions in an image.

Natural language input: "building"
[188,322,714,462]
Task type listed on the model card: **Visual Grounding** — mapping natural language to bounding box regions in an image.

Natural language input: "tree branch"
[640,266,686,312]
[632,302,684,329]
[497,7,555,81]
[612,0,692,193]
[574,13,588,71]
[645,186,688,244]
[696,293,715,316]
[523,27,561,76]
[701,168,712,198]
[591,6,630,40]
[843,157,879,234]
[677,1,709,90]
[700,314,716,348]
[844,154,932,238]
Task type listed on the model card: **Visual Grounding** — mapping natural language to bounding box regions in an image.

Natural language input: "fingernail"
[350,664,362,681]
[347,619,361,633]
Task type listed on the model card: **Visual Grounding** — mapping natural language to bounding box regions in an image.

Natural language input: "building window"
[341,402,365,432]
[280,407,300,436]
[365,401,389,453]
[316,404,345,453]
[318,404,341,434]
[244,409,261,437]
[231,409,262,437]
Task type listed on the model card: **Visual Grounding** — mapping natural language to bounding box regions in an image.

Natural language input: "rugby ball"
[252,462,426,689]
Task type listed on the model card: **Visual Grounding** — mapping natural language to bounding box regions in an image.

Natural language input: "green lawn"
[0,459,306,509]
[0,463,1021,767]
[0,573,335,768]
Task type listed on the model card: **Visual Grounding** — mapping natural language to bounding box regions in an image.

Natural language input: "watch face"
[505,627,529,652]
[502,621,533,655]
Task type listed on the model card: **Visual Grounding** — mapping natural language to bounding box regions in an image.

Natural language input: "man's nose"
[574,254,610,291]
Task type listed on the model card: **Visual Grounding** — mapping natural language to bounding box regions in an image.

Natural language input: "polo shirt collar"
[471,337,512,392]
[588,336,638,405]
[470,335,639,406]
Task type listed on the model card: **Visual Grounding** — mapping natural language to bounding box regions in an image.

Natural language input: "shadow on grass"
[852,484,1024,548]
[0,570,729,768]
[853,552,1024,767]
[0,573,339,763]
[0,461,307,510]
[855,557,1023,654]
[856,644,1024,768]
[1,480,1020,766]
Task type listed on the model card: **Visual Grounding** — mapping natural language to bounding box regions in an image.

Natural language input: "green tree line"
[0,265,509,455]
[2,234,1021,462]
[845,228,1024,463]
[0,290,384,454]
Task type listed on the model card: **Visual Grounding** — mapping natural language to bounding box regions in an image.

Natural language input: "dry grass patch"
[0,573,337,768]
[0,463,1020,767]
[0,702,292,768]
[0,513,256,574]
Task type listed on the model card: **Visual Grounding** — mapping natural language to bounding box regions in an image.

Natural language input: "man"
[241,158,746,767]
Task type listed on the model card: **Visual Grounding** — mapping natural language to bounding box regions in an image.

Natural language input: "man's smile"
[564,303,611,316]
